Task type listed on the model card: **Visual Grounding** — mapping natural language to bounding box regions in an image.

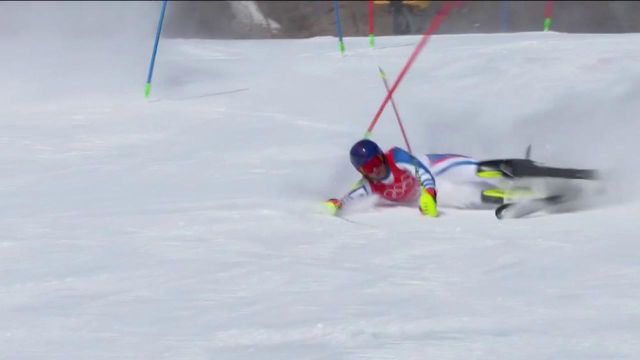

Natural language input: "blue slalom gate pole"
[145,0,168,98]
[500,1,510,32]
[332,0,345,56]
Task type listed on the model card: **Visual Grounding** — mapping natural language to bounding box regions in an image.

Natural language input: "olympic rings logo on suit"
[383,173,417,200]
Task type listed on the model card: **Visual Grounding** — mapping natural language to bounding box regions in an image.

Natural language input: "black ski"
[495,195,567,219]
[477,159,599,180]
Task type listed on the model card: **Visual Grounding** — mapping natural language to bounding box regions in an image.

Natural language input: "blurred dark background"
[163,1,640,39]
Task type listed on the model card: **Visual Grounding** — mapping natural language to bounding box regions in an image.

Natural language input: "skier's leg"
[421,154,499,209]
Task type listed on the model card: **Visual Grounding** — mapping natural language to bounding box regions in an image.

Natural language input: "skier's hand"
[323,198,342,216]
[419,187,438,217]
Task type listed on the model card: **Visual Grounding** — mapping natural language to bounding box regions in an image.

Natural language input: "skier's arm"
[391,147,438,217]
[390,147,436,190]
[324,178,372,215]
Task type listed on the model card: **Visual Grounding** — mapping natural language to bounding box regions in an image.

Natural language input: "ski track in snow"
[1,10,640,359]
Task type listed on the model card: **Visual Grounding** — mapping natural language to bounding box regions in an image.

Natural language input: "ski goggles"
[359,154,387,177]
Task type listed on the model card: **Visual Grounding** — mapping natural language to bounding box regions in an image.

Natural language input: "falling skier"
[324,139,600,219]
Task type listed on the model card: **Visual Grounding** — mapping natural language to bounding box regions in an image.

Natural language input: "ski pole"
[364,1,457,138]
[145,0,168,98]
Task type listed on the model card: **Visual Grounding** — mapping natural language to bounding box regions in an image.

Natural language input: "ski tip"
[495,204,509,219]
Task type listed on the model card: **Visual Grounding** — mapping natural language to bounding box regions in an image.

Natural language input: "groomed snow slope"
[1,4,640,359]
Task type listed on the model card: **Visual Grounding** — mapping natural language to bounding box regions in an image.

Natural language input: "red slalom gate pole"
[543,0,554,31]
[364,1,458,138]
[378,66,412,154]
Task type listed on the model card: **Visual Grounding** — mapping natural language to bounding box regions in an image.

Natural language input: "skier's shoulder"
[425,153,474,165]
[387,146,412,161]
[389,147,429,167]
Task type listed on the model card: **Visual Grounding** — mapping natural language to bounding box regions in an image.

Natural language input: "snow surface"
[2,3,640,359]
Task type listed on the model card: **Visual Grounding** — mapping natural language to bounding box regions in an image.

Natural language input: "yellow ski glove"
[419,187,438,217]
[323,198,342,216]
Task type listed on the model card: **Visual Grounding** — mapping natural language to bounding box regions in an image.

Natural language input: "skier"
[325,139,601,218]
[324,139,505,217]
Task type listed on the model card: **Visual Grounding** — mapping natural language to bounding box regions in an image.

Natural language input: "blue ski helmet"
[350,139,384,168]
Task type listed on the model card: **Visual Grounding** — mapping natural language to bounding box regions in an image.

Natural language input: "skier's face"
[360,154,389,181]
